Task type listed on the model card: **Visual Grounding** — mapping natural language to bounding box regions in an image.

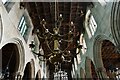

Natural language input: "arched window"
[88,15,97,36]
[85,9,97,39]
[18,16,28,37]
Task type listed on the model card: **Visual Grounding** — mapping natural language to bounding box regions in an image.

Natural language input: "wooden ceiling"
[26,2,87,26]
[23,2,90,75]
[102,40,120,71]
[24,1,120,71]
[25,2,89,60]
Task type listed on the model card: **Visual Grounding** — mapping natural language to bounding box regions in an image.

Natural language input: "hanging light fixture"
[29,13,75,64]
[37,14,74,64]
[29,1,83,64]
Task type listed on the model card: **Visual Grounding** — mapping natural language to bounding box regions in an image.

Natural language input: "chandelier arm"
[40,19,55,36]
[59,33,69,37]
[62,54,71,57]
[45,40,54,54]
[48,40,53,45]
[37,35,44,39]
[41,25,54,36]
[61,39,73,43]
[32,51,44,56]
[37,35,53,56]
[48,31,54,36]
[32,48,52,57]
[38,57,49,61]
[47,53,53,57]
[59,32,73,38]
[42,25,47,30]
[42,25,53,35]
[37,32,53,41]
[61,42,73,53]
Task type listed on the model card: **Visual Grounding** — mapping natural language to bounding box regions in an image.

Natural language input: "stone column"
[80,68,85,80]
[85,59,92,78]
[96,67,108,80]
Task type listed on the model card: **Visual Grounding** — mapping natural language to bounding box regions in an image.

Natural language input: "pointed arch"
[93,35,110,78]
[80,68,85,79]
[22,59,35,79]
[35,70,41,80]
[111,1,120,51]
[0,43,20,79]
[85,57,98,79]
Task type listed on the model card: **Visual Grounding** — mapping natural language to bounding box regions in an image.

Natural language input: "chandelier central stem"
[55,0,57,22]
[55,0,59,28]
[54,40,59,51]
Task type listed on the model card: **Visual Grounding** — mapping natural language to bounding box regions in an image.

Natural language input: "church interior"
[0,0,120,80]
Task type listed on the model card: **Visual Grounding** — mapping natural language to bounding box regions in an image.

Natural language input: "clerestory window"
[85,9,97,39]
[18,16,28,38]
[88,15,97,36]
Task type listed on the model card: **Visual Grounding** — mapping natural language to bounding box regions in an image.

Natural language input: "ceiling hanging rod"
[55,0,59,28]
[55,0,57,22]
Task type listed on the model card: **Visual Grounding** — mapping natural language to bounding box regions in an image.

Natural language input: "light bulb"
[71,21,73,25]
[42,19,45,21]
[60,14,62,17]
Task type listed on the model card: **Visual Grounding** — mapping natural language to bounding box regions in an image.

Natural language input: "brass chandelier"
[29,1,83,64]
[29,13,75,64]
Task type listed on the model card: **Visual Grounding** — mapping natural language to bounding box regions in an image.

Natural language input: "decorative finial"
[40,19,46,25]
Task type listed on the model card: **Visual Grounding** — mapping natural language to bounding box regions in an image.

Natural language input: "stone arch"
[22,59,35,79]
[93,35,114,78]
[80,68,85,79]
[30,59,35,78]
[85,57,92,78]
[6,38,25,74]
[101,40,120,79]
[35,70,41,80]
[111,1,120,51]
[22,62,33,80]
[0,13,3,43]
[0,43,20,79]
